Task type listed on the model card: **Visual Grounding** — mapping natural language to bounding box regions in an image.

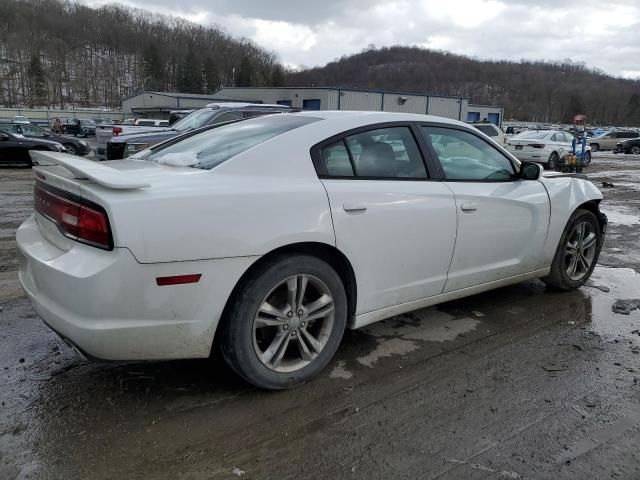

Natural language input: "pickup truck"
[103,103,294,160]
[95,119,170,161]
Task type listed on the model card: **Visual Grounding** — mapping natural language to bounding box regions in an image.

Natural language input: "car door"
[550,132,569,157]
[0,131,28,164]
[419,125,550,292]
[599,132,617,150]
[313,124,458,315]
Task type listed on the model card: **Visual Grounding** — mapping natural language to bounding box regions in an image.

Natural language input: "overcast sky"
[85,0,640,79]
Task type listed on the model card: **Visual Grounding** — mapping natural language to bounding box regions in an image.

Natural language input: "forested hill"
[287,46,640,126]
[0,0,285,109]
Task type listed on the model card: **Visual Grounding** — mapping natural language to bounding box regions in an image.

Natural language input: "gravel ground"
[1,151,639,480]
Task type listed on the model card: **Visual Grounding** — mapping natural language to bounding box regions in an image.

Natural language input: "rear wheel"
[548,152,560,170]
[590,143,599,153]
[582,151,591,166]
[631,145,640,155]
[220,254,348,390]
[543,209,602,290]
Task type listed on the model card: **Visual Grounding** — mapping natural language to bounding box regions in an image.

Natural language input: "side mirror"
[520,162,543,180]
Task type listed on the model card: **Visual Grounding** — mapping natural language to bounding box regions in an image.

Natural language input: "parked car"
[0,128,65,165]
[505,130,591,168]
[12,115,30,124]
[470,122,506,145]
[615,137,640,155]
[504,125,525,135]
[53,118,96,137]
[95,119,173,160]
[105,103,294,160]
[134,119,169,127]
[589,130,639,152]
[169,110,195,125]
[18,112,606,389]
[0,122,91,156]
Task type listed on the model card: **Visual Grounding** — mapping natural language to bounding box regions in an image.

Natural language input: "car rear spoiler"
[30,151,150,190]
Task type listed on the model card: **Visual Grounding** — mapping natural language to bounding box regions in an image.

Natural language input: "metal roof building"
[121,91,256,116]
[211,87,503,126]
[122,88,503,126]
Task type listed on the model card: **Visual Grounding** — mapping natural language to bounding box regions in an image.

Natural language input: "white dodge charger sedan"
[17,112,607,389]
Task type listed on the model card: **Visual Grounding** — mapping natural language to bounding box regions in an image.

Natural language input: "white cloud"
[81,0,640,78]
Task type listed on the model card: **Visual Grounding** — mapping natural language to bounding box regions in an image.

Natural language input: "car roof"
[288,110,471,127]
[205,102,293,109]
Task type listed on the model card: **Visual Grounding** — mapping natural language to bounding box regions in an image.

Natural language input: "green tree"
[143,44,164,91]
[236,56,252,87]
[626,93,640,126]
[270,64,285,87]
[27,54,47,107]
[177,48,201,93]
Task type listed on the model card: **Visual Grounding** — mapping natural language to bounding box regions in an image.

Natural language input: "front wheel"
[590,143,599,153]
[220,254,348,390]
[582,151,591,166]
[548,152,560,170]
[543,209,602,290]
[631,145,640,155]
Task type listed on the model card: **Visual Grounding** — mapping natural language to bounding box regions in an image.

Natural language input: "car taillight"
[112,127,122,136]
[528,144,545,148]
[34,182,113,250]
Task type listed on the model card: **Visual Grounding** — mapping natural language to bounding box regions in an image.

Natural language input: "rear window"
[474,124,499,137]
[515,132,547,140]
[147,115,320,170]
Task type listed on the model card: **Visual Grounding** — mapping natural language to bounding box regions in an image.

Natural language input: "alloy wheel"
[631,146,640,155]
[564,221,597,281]
[253,274,335,373]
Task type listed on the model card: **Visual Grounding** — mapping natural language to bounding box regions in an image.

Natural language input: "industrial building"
[122,88,503,126]
[121,91,249,117]
[212,87,503,126]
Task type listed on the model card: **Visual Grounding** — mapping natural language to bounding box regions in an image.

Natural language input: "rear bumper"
[17,214,256,361]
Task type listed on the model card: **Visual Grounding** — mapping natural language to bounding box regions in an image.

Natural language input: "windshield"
[474,124,499,136]
[171,109,217,132]
[146,114,320,169]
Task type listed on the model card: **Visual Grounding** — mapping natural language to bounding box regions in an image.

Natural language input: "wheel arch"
[575,200,607,232]
[214,241,358,351]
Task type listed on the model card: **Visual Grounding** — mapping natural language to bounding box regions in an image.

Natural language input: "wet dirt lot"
[1,152,640,480]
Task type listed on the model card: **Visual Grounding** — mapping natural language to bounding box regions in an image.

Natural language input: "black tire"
[582,151,591,167]
[220,254,348,390]
[542,209,602,290]
[590,143,599,153]
[64,143,77,156]
[631,145,640,155]
[548,152,560,170]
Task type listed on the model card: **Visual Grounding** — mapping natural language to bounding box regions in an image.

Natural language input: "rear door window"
[319,127,427,179]
[345,127,427,178]
[321,141,354,177]
[213,112,243,124]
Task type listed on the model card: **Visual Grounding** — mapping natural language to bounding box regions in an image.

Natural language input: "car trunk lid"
[29,151,201,251]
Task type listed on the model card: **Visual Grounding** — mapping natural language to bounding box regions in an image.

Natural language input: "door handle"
[343,202,368,213]
[460,202,478,212]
